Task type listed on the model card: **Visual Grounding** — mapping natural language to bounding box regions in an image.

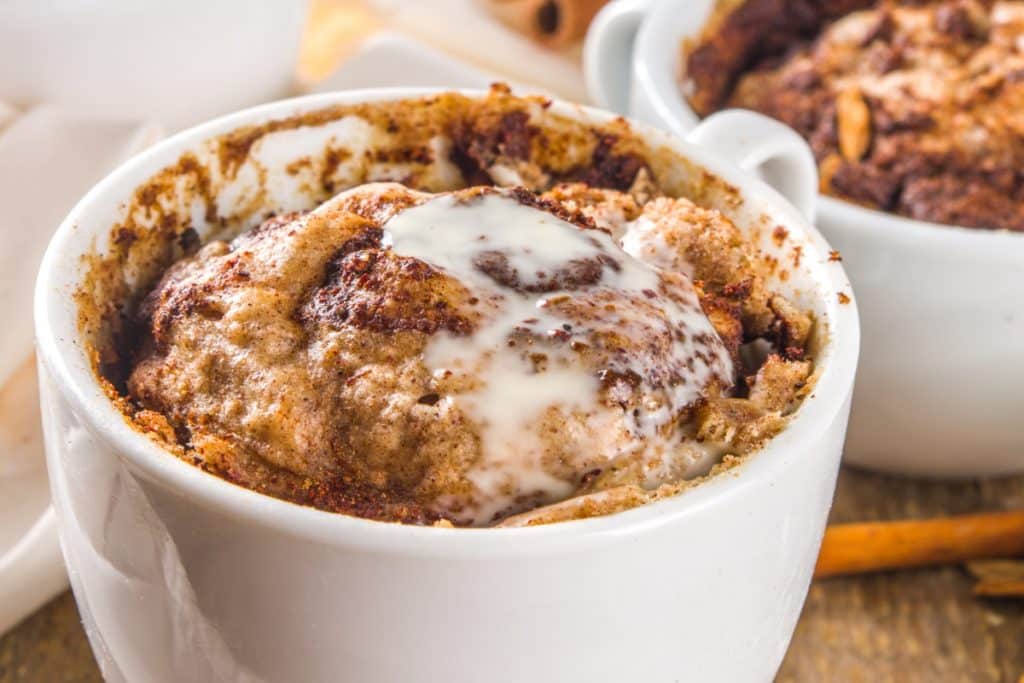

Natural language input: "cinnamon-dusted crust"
[79,87,820,527]
[685,0,1024,231]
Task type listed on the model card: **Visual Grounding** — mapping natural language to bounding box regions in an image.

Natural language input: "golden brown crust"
[124,183,813,526]
[78,88,819,526]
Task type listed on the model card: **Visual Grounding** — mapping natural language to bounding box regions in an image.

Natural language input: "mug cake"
[684,0,1024,231]
[82,87,822,527]
[40,86,856,681]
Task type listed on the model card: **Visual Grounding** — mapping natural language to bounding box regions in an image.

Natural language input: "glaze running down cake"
[125,182,812,527]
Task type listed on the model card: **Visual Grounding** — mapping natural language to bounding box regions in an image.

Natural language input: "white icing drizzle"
[382,191,733,524]
[619,214,695,277]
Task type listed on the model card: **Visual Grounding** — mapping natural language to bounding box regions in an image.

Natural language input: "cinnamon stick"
[814,510,1024,579]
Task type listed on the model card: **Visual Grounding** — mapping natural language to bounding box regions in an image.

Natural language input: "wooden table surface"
[2,467,1021,682]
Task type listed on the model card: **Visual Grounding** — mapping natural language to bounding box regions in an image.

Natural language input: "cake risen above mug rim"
[66,87,851,528]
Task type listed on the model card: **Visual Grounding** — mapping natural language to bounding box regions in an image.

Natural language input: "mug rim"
[34,87,859,554]
[632,0,1024,249]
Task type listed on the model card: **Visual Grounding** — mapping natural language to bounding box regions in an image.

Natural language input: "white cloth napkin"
[0,105,162,636]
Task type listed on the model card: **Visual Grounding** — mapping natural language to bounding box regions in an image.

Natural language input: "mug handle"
[687,109,819,223]
[583,0,653,114]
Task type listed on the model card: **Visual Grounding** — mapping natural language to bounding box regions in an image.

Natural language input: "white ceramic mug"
[585,0,1024,478]
[36,89,858,682]
[0,0,308,131]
